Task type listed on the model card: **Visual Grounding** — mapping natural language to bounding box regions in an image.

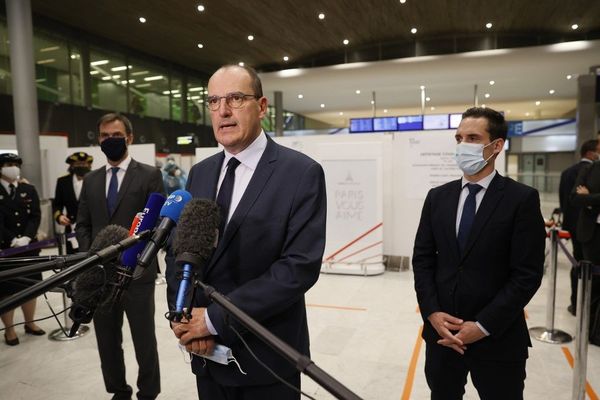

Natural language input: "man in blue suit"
[413,107,545,400]
[166,65,327,399]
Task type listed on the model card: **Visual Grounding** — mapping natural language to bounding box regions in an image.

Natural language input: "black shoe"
[24,325,46,335]
[4,333,19,346]
[568,305,576,316]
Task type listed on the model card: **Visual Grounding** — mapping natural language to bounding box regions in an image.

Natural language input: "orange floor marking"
[401,325,424,400]
[561,346,599,400]
[306,303,367,311]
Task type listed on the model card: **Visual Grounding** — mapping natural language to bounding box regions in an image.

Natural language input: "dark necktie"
[457,183,483,253]
[106,167,120,216]
[216,157,241,239]
[8,183,15,199]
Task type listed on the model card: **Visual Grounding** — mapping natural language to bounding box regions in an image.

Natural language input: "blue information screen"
[350,118,374,133]
[397,115,423,131]
[373,117,398,131]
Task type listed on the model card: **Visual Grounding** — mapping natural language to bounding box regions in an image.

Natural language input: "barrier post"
[572,261,593,400]
[529,228,573,343]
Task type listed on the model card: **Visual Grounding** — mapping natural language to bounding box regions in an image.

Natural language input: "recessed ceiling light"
[339,112,344,115]
[238,62,245,67]
[481,104,486,108]
[343,39,349,45]
[430,106,435,111]
[566,74,572,80]
[36,58,55,65]
[370,100,375,105]
[111,65,131,71]
[283,56,289,61]
[355,89,361,94]
[247,35,254,41]
[197,43,204,49]
[525,112,530,116]
[485,22,493,29]
[298,94,303,99]
[549,89,555,94]
[410,27,417,34]
[40,46,60,52]
[425,96,431,102]
[420,85,425,90]
[400,0,407,4]
[90,60,109,66]
[138,17,146,23]
[320,103,325,108]
[70,54,79,59]
[384,109,388,113]
[144,75,163,81]
[571,24,579,30]
[318,13,325,20]
[535,101,541,106]
[484,93,491,98]
[89,71,99,75]
[489,80,495,85]
[197,4,205,12]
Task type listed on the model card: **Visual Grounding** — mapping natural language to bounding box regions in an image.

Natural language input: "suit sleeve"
[475,189,545,336]
[571,164,600,207]
[75,178,92,251]
[206,162,327,344]
[53,179,65,222]
[24,186,41,239]
[412,189,441,321]
[148,167,166,197]
[558,169,570,212]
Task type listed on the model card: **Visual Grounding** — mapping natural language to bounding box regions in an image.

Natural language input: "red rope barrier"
[324,222,383,261]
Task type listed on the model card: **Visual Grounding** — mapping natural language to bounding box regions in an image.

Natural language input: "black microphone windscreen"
[172,199,219,265]
[89,225,130,253]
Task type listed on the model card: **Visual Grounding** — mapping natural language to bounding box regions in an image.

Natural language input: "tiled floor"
[1,247,598,399]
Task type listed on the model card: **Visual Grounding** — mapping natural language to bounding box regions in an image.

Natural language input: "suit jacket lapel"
[444,180,462,262]
[113,159,137,217]
[459,173,506,261]
[207,138,278,272]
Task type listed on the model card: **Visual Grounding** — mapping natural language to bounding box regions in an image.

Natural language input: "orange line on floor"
[306,303,367,311]
[401,325,424,400]
[416,306,420,313]
[524,309,529,319]
[561,346,599,400]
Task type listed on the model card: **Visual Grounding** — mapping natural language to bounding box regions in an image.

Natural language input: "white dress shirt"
[72,174,83,201]
[0,178,17,195]
[104,155,132,196]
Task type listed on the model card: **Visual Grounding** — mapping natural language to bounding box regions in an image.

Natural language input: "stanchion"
[48,232,89,341]
[529,228,573,343]
[572,260,593,400]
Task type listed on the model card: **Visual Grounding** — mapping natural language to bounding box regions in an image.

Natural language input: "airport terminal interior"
[1,0,600,399]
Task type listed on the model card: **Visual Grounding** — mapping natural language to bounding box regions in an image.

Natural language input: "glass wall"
[33,33,71,103]
[186,79,206,125]
[89,48,127,112]
[0,21,11,95]
[128,57,170,119]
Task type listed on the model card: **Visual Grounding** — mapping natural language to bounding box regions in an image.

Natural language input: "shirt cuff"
[204,308,218,335]
[476,321,490,336]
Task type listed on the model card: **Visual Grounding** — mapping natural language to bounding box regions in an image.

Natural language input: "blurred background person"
[162,156,187,195]
[0,153,45,346]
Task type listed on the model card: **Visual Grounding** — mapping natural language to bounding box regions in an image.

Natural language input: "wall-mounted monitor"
[397,115,423,131]
[423,114,450,130]
[449,113,462,129]
[349,118,374,133]
[373,117,398,132]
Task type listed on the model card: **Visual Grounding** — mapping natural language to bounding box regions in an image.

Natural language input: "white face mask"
[178,343,247,375]
[454,140,498,175]
[1,166,20,181]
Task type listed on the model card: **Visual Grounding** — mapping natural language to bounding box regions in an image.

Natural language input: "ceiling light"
[131,70,149,76]
[420,85,425,90]
[191,95,200,100]
[430,106,435,111]
[489,80,495,85]
[90,60,109,66]
[485,22,493,29]
[320,103,325,108]
[197,43,204,49]
[535,101,541,106]
[481,104,486,108]
[102,76,111,81]
[36,58,55,65]
[70,54,79,59]
[410,27,417,34]
[138,17,146,23]
[425,96,431,102]
[571,24,579,30]
[283,56,289,61]
[197,4,205,12]
[247,35,254,41]
[173,94,181,98]
[370,100,375,105]
[484,93,490,98]
[111,65,131,71]
[549,89,555,94]
[144,75,164,81]
[189,87,204,92]
[355,89,361,94]
[297,94,303,99]
[238,62,245,67]
[318,13,325,20]
[339,112,344,115]
[525,112,530,116]
[111,75,120,79]
[40,46,59,52]
[384,109,388,113]
[135,83,151,88]
[566,74,572,79]
[343,39,349,45]
[400,0,407,4]
[90,71,99,75]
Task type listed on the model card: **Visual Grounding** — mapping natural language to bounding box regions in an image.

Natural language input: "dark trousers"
[196,372,301,400]
[424,342,526,400]
[570,237,583,309]
[93,281,160,400]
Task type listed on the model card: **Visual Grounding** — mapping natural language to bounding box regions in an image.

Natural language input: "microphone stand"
[194,280,363,400]
[0,230,151,315]
[0,253,89,282]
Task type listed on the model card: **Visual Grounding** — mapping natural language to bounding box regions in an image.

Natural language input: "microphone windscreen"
[173,199,220,265]
[120,193,166,268]
[89,225,130,253]
[159,190,192,221]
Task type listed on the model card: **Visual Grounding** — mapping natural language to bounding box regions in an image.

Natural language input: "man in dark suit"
[53,151,93,254]
[166,65,326,399]
[413,107,545,400]
[559,139,599,315]
[76,113,164,400]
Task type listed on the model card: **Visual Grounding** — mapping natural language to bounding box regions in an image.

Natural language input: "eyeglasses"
[206,92,259,111]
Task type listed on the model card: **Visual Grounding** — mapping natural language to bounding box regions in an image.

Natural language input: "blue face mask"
[454,140,498,175]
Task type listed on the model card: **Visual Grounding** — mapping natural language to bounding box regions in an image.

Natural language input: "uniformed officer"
[53,152,93,254]
[0,153,45,346]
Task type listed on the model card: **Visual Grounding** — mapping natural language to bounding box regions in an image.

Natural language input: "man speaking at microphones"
[165,65,327,400]
[76,113,165,400]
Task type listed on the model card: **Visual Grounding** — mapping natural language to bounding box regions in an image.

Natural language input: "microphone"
[68,225,129,337]
[133,189,192,280]
[0,253,88,269]
[0,253,89,282]
[107,193,166,304]
[168,198,219,322]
